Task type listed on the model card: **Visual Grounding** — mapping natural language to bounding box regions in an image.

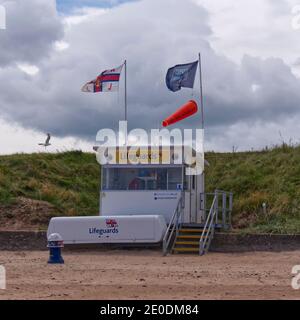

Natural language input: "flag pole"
[124,60,127,122]
[198,53,204,129]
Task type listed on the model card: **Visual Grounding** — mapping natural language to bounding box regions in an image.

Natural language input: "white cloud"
[54,40,70,51]
[62,7,108,27]
[17,63,39,75]
[206,116,300,152]
[0,3,6,29]
[197,0,300,76]
[0,118,92,155]
[251,83,261,93]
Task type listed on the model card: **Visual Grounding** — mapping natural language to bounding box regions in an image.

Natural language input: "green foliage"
[205,145,300,234]
[0,151,100,217]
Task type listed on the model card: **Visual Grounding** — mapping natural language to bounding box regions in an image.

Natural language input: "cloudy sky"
[0,0,300,153]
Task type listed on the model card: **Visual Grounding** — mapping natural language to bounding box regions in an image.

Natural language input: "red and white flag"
[81,63,124,93]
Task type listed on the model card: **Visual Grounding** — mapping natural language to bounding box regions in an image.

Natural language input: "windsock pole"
[124,60,127,122]
[198,53,204,129]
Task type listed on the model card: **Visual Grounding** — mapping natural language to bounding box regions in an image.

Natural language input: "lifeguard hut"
[97,144,233,255]
[48,144,233,255]
[99,145,205,225]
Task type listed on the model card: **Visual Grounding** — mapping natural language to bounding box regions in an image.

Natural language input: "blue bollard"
[47,233,64,264]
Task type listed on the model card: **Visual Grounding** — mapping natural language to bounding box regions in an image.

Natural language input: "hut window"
[102,167,183,191]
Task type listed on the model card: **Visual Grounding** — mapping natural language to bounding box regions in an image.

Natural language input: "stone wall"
[1,231,300,252]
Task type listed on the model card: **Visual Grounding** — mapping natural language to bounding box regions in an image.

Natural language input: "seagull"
[38,133,51,148]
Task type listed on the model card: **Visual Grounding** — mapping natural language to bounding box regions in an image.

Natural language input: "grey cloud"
[0,0,300,147]
[0,0,63,66]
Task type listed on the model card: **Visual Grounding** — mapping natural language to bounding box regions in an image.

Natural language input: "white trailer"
[48,215,167,244]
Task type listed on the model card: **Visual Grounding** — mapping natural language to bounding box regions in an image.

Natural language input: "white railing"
[199,193,218,255]
[200,190,233,229]
[162,195,184,256]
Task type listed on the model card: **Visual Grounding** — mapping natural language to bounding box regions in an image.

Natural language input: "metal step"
[179,228,206,233]
[181,223,205,228]
[171,221,218,255]
[173,247,199,253]
[177,235,208,239]
[175,241,199,245]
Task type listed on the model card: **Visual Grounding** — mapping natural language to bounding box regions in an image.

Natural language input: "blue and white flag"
[166,61,198,92]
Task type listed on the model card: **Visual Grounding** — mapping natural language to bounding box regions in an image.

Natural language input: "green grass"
[1,145,300,233]
[0,151,100,217]
[205,144,300,234]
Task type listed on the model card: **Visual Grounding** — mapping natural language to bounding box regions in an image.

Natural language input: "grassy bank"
[205,145,300,234]
[0,146,300,233]
[0,151,100,219]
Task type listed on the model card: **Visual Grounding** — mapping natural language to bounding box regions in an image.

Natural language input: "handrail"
[199,193,218,255]
[162,194,184,256]
[200,190,233,229]
[215,189,233,194]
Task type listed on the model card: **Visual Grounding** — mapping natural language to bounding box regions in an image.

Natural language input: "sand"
[0,249,300,300]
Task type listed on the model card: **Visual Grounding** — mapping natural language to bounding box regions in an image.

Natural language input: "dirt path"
[0,250,300,300]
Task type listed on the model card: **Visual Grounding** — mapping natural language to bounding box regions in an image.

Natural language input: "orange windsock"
[162,100,198,127]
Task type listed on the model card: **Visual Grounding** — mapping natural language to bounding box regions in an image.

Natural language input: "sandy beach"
[0,249,300,300]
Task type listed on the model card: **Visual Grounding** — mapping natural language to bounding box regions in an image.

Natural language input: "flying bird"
[38,133,51,148]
